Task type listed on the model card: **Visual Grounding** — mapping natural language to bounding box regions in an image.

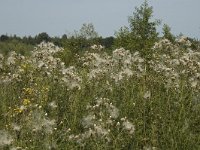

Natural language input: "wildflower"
[108,104,119,119]
[177,36,191,46]
[143,91,151,99]
[10,147,23,150]
[11,123,21,131]
[48,101,57,109]
[91,44,98,50]
[82,115,95,128]
[61,66,82,90]
[94,125,109,136]
[28,110,55,134]
[191,80,198,88]
[23,88,33,95]
[22,98,31,106]
[116,122,120,126]
[38,60,45,68]
[122,120,135,134]
[112,48,128,59]
[0,130,13,147]
[91,44,104,50]
[6,51,17,65]
[68,134,75,140]
[14,106,25,114]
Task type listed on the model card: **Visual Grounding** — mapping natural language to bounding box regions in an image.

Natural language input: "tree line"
[0,0,199,58]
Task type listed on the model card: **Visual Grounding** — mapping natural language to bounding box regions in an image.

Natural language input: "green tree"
[114,26,131,49]
[162,24,175,42]
[0,35,9,41]
[79,23,99,40]
[100,36,114,49]
[35,32,51,44]
[115,0,160,58]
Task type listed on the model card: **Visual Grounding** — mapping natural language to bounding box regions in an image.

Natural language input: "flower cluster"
[68,97,135,145]
[150,37,200,91]
[80,47,145,83]
[0,130,13,148]
[0,42,82,90]
[90,44,104,51]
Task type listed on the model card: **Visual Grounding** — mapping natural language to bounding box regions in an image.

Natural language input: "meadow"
[0,36,200,150]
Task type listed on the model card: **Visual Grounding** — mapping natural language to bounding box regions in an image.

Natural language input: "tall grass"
[0,37,200,149]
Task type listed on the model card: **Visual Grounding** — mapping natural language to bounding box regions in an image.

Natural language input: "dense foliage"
[114,0,160,59]
[0,36,200,150]
[0,1,200,149]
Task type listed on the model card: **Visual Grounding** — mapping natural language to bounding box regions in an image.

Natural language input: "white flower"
[49,101,57,109]
[94,125,109,136]
[144,91,151,99]
[11,124,21,131]
[122,68,133,77]
[108,105,119,119]
[191,80,198,88]
[6,55,16,65]
[10,147,23,150]
[82,115,95,128]
[0,130,13,147]
[91,44,98,50]
[122,120,135,134]
[29,110,55,134]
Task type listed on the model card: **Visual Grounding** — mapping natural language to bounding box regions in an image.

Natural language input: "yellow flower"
[23,99,31,105]
[23,88,33,95]
[14,106,24,113]
[21,63,27,69]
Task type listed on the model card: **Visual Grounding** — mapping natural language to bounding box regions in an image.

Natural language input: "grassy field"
[0,37,200,150]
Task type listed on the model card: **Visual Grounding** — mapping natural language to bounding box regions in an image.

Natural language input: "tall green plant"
[162,24,175,42]
[115,0,160,59]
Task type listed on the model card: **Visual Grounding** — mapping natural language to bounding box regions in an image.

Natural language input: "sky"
[0,0,200,39]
